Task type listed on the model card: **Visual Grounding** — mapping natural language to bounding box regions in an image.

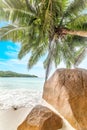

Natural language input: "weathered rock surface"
[43,68,87,130]
[17,105,63,130]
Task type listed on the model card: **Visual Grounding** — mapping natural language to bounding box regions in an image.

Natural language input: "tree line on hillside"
[0,71,37,77]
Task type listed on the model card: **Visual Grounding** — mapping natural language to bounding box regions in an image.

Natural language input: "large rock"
[17,105,63,130]
[43,68,87,130]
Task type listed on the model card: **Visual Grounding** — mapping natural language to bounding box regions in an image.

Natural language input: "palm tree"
[0,0,87,80]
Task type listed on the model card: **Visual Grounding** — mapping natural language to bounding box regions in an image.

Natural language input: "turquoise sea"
[0,77,45,109]
[0,77,44,91]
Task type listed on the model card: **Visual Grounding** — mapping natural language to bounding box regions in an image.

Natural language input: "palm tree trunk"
[62,29,87,37]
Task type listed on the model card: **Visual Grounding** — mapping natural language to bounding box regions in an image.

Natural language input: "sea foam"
[0,89,43,110]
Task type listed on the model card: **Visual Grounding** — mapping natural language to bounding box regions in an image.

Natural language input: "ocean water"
[0,79,75,130]
[0,78,45,109]
[0,77,44,90]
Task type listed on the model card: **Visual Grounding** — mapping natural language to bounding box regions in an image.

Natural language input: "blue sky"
[0,21,87,77]
[0,40,46,77]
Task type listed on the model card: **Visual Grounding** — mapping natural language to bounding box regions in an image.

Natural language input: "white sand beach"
[0,89,75,130]
[0,108,30,130]
[0,104,75,130]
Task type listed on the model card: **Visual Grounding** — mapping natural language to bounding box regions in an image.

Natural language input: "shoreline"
[0,89,42,109]
[0,103,75,130]
[0,89,75,130]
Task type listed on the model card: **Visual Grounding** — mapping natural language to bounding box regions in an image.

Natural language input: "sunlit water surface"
[0,78,45,109]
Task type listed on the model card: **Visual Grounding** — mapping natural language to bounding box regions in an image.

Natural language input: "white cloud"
[0,52,87,77]
[5,51,18,57]
[0,61,7,66]
[9,59,27,65]
[7,46,17,51]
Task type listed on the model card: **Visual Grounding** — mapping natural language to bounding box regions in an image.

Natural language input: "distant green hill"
[0,71,38,78]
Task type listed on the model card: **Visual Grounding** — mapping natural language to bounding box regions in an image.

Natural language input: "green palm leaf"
[74,47,87,66]
[0,0,87,79]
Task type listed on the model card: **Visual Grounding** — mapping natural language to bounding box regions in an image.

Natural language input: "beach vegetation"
[0,0,87,79]
[0,71,37,77]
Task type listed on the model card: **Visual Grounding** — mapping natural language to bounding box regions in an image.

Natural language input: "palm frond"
[25,0,37,14]
[74,47,87,66]
[65,0,87,17]
[18,43,32,59]
[71,36,87,47]
[0,0,87,80]
[0,24,30,43]
[66,14,87,30]
[61,41,75,68]
[28,43,46,69]
[0,0,36,24]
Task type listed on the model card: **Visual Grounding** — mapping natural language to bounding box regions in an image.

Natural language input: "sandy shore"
[0,103,75,130]
[0,89,75,130]
[0,108,30,130]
